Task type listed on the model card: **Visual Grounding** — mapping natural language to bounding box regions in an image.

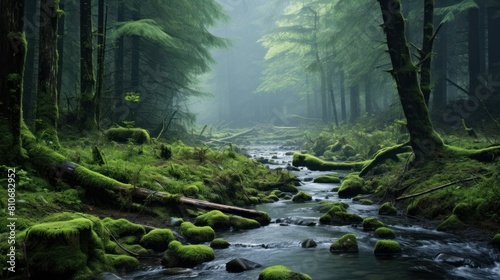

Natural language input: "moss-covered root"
[330,233,358,253]
[179,222,215,243]
[292,153,368,171]
[374,240,402,258]
[359,143,411,176]
[162,241,214,268]
[105,127,150,144]
[258,265,312,280]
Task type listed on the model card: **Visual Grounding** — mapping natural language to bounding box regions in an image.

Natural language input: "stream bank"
[121,144,500,280]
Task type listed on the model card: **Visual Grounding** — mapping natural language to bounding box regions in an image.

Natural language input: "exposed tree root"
[359,143,412,176]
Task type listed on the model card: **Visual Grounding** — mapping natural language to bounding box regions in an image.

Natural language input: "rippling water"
[123,145,500,280]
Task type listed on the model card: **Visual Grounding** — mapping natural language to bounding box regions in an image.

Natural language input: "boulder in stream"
[301,239,317,248]
[374,240,402,258]
[378,202,397,216]
[330,233,358,253]
[258,265,312,280]
[226,258,262,273]
[162,241,214,268]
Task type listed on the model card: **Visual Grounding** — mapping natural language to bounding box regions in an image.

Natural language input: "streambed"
[123,145,500,280]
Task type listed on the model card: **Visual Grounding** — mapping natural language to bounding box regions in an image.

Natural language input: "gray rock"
[96,273,122,280]
[301,239,317,248]
[163,267,193,275]
[226,258,262,273]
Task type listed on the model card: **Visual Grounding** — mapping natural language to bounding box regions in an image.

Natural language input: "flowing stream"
[123,145,500,280]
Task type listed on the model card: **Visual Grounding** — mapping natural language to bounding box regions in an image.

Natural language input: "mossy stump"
[162,241,214,268]
[379,202,397,216]
[258,265,312,280]
[330,233,358,253]
[374,240,402,258]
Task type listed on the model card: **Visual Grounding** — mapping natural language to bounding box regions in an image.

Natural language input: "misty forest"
[1,0,500,279]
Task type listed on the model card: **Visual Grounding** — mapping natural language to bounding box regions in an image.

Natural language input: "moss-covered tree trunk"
[78,0,97,131]
[420,0,435,105]
[327,64,339,127]
[35,0,60,147]
[0,0,27,165]
[114,3,124,122]
[377,0,444,162]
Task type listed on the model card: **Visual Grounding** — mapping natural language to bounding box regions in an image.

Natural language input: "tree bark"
[36,0,60,147]
[23,0,37,127]
[420,0,435,105]
[349,84,360,123]
[432,22,447,111]
[364,74,373,115]
[95,0,106,126]
[327,64,339,126]
[468,6,481,96]
[0,0,27,165]
[114,3,124,122]
[56,0,64,104]
[339,70,346,121]
[78,0,97,131]
[487,4,500,77]
[377,0,444,163]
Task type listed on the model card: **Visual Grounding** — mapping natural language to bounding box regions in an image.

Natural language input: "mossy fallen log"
[292,153,368,171]
[105,127,150,144]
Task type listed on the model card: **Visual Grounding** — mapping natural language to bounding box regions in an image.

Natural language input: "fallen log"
[206,128,255,144]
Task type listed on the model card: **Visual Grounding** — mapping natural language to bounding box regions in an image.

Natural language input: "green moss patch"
[210,238,230,249]
[230,215,261,230]
[338,174,367,198]
[258,265,312,280]
[319,205,363,225]
[363,218,385,231]
[139,228,175,251]
[162,241,214,268]
[102,218,146,239]
[437,215,467,232]
[179,222,215,243]
[105,254,139,271]
[379,202,397,216]
[330,233,358,253]
[374,240,402,258]
[195,210,231,230]
[374,227,396,239]
[313,175,341,184]
[105,127,150,144]
[292,191,312,203]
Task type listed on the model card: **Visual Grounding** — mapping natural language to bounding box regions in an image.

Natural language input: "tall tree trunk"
[129,5,140,122]
[339,70,346,121]
[327,64,339,127]
[364,74,373,115]
[420,0,435,105]
[318,57,328,123]
[23,0,37,128]
[78,0,97,131]
[378,0,444,162]
[36,0,60,147]
[432,23,447,111]
[468,6,481,96]
[114,3,124,122]
[57,0,65,102]
[95,0,106,126]
[349,84,360,123]
[487,4,500,77]
[0,0,27,164]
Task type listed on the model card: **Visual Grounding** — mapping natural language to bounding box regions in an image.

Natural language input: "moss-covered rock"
[210,238,230,249]
[374,227,396,239]
[338,174,367,198]
[313,175,341,184]
[437,215,467,232]
[265,194,280,202]
[230,215,261,230]
[452,202,476,222]
[105,254,139,271]
[105,127,150,144]
[360,199,373,205]
[374,240,402,258]
[182,185,199,197]
[258,265,312,280]
[292,191,312,203]
[330,233,358,253]
[362,218,385,231]
[24,217,110,279]
[139,228,175,251]
[341,144,356,157]
[491,234,500,248]
[379,202,397,216]
[179,222,215,243]
[102,218,145,239]
[319,205,363,225]
[195,210,231,230]
[314,201,349,213]
[162,241,214,268]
